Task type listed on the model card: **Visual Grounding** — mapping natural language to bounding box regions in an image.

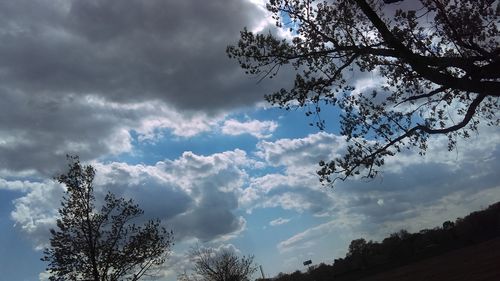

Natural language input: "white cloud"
[245,0,274,33]
[240,132,346,214]
[277,216,361,253]
[383,126,500,174]
[11,149,256,250]
[269,217,291,226]
[240,172,336,215]
[10,180,64,250]
[247,128,500,255]
[0,178,50,192]
[39,270,51,281]
[221,119,278,139]
[86,95,225,140]
[256,132,347,170]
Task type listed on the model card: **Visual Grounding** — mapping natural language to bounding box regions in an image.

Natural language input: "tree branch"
[329,92,486,183]
[353,0,500,96]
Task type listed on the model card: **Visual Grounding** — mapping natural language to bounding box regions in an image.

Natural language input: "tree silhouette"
[42,156,173,281]
[180,245,257,281]
[228,0,499,184]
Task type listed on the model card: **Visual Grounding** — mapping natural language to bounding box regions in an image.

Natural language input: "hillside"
[268,202,500,281]
[358,237,500,281]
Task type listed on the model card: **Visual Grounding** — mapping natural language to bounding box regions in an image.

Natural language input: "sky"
[0,0,499,280]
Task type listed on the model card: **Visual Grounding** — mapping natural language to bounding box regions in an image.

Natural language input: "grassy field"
[357,237,500,281]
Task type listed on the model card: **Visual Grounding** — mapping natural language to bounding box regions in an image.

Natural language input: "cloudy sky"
[0,0,499,280]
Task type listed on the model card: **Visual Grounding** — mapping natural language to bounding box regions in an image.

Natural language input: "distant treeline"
[263,201,500,281]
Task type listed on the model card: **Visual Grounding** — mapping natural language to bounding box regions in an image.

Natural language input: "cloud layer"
[0,0,286,175]
[0,0,272,110]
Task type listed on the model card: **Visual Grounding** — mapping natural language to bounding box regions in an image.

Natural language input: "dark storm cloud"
[0,0,274,110]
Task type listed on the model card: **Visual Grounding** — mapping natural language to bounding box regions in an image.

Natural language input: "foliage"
[347,238,368,257]
[180,245,258,281]
[228,0,500,184]
[42,156,173,281]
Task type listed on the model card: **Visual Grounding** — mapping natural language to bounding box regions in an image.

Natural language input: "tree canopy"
[42,156,173,281]
[227,0,499,183]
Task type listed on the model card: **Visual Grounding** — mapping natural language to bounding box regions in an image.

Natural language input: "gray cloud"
[95,151,250,242]
[0,0,289,174]
[0,91,130,174]
[169,191,245,241]
[0,0,274,110]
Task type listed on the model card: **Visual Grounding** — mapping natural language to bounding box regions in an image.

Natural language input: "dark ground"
[357,237,500,281]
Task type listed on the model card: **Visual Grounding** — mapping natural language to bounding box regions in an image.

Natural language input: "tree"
[42,156,173,281]
[180,245,258,281]
[347,238,368,258]
[227,0,499,184]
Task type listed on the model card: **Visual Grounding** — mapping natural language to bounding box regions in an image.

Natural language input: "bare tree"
[42,156,174,281]
[180,246,258,281]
